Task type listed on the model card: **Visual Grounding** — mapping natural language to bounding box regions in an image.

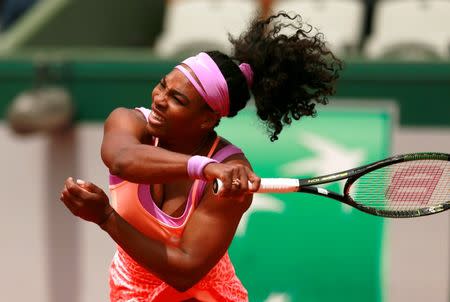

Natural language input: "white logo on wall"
[236,131,367,236]
[280,131,366,213]
[265,292,292,302]
[236,194,285,237]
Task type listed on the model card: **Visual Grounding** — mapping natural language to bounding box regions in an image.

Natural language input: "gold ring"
[231,179,241,186]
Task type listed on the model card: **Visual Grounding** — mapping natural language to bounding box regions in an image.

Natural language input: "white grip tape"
[214,178,300,194]
[258,178,300,193]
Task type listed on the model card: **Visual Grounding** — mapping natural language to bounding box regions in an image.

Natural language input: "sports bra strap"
[212,144,243,162]
[193,144,244,204]
[135,107,151,119]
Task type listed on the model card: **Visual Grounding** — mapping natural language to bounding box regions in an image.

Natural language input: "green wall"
[219,107,391,302]
[1,58,449,125]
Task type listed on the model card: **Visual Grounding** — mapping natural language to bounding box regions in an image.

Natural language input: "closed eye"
[159,76,190,105]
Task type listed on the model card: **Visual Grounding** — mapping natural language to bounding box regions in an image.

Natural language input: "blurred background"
[0,0,449,301]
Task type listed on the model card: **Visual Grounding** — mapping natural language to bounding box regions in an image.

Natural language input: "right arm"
[101,107,260,193]
[101,107,192,184]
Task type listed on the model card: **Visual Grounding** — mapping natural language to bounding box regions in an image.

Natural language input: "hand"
[60,177,114,226]
[203,162,261,198]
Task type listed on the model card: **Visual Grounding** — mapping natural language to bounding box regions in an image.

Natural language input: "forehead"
[165,68,202,101]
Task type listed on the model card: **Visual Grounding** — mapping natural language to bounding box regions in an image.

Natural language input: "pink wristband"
[187,155,218,180]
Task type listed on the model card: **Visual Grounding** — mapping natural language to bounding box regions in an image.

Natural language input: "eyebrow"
[162,76,191,104]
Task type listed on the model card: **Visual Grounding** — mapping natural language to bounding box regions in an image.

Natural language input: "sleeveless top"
[108,107,248,302]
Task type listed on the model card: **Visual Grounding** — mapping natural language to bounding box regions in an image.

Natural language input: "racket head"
[344,153,450,218]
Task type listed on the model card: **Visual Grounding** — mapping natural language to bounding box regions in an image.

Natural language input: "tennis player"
[60,12,342,302]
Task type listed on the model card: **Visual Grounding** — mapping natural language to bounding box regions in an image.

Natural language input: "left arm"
[60,159,252,291]
[103,173,251,291]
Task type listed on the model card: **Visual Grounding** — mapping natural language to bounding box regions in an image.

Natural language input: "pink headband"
[175,52,230,117]
[239,63,254,88]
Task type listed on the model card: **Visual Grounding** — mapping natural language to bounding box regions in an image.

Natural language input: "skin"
[60,67,261,294]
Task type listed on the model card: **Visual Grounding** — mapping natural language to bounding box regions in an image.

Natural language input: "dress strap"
[207,136,220,158]
[135,107,151,119]
[191,138,244,205]
[212,144,243,162]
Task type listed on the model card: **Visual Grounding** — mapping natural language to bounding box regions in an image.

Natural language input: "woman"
[60,12,342,302]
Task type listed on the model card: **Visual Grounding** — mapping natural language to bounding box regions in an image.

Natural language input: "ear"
[200,110,220,129]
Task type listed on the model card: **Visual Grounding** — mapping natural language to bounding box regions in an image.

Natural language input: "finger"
[60,188,83,207]
[66,178,92,199]
[60,190,83,215]
[60,196,78,214]
[231,168,241,191]
[239,169,249,192]
[77,179,105,195]
[248,173,261,192]
[219,168,242,198]
[218,171,233,196]
[75,179,90,192]
[63,177,73,190]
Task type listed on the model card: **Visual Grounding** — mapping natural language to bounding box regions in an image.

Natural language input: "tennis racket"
[213,152,450,218]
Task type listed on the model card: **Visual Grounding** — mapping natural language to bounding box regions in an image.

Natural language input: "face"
[147,68,216,141]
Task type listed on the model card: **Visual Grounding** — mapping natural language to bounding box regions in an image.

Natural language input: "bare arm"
[103,165,251,291]
[61,157,252,292]
[101,107,191,183]
[101,107,260,193]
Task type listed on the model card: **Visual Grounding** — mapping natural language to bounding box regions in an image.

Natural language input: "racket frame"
[299,152,450,218]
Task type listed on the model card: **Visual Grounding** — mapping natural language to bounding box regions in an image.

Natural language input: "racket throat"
[300,186,346,202]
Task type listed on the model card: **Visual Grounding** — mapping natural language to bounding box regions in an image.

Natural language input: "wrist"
[187,155,218,180]
[98,207,115,230]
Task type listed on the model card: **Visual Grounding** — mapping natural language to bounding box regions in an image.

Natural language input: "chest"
[150,180,195,217]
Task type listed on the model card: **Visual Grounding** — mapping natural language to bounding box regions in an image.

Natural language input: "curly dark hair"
[210,12,343,141]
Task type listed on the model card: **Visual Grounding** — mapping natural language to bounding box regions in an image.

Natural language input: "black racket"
[213,152,450,218]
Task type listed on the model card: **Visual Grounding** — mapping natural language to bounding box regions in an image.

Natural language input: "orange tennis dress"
[107,108,248,302]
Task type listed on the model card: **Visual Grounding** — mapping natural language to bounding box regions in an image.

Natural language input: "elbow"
[110,157,133,179]
[163,263,207,292]
[103,149,133,178]
[108,158,127,178]
[172,283,193,293]
[169,272,204,292]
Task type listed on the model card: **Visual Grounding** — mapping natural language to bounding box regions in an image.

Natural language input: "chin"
[146,123,166,138]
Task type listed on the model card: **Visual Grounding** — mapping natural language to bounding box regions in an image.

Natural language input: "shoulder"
[107,107,147,123]
[103,107,151,143]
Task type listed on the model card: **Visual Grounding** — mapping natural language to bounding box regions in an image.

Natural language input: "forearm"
[101,210,203,291]
[101,107,194,184]
[104,143,191,184]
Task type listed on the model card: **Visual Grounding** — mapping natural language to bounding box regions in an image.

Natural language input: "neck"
[159,131,217,156]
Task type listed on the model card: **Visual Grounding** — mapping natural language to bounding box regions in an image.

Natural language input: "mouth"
[148,109,165,125]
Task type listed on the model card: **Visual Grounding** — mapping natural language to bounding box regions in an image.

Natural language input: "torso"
[108,107,249,301]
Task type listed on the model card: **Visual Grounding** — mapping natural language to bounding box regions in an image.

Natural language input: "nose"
[153,89,168,109]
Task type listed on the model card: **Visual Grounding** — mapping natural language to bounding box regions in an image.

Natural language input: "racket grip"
[213,178,300,194]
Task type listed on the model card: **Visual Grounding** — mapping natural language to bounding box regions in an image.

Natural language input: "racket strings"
[348,160,450,211]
